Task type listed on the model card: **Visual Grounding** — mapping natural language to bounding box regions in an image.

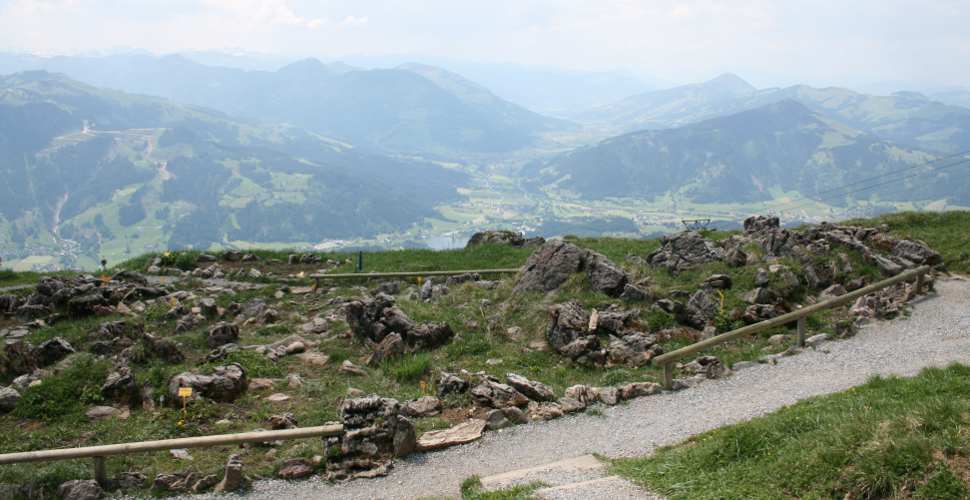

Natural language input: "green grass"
[845,210,970,273]
[13,354,111,421]
[460,476,544,500]
[0,269,76,288]
[611,364,970,500]
[383,352,433,384]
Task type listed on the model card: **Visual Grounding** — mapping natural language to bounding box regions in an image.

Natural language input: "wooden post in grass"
[663,363,673,390]
[797,316,807,348]
[93,456,106,486]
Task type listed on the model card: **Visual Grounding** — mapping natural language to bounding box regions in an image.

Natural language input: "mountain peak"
[702,73,756,94]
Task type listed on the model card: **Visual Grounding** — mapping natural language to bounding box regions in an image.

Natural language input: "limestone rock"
[470,378,530,408]
[514,240,630,296]
[168,363,247,403]
[0,386,20,413]
[416,419,486,451]
[466,230,526,247]
[682,355,726,379]
[58,479,102,500]
[506,373,555,402]
[647,231,724,273]
[527,401,564,421]
[101,368,140,406]
[35,337,75,366]
[207,322,240,348]
[277,458,314,479]
[268,413,297,429]
[213,454,248,493]
[437,371,469,397]
[401,396,442,418]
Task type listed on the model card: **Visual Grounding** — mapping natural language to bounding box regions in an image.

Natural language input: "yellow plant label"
[178,387,193,398]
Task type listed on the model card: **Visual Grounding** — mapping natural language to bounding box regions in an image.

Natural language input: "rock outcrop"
[514,240,630,297]
[325,396,416,480]
[346,294,453,364]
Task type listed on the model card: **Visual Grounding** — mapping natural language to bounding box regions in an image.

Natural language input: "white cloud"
[200,0,324,29]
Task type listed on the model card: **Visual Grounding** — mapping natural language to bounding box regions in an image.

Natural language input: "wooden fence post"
[797,317,807,348]
[93,456,106,486]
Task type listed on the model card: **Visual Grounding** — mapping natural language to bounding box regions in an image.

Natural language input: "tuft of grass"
[383,352,432,384]
[611,364,970,500]
[460,475,544,500]
[207,350,286,379]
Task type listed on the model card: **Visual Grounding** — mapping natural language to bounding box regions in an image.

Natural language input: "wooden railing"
[0,424,344,486]
[654,265,931,389]
[310,267,521,286]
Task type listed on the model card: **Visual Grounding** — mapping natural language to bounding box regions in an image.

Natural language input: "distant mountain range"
[577,73,970,154]
[3,53,970,270]
[0,53,572,155]
[0,71,468,268]
[529,100,969,205]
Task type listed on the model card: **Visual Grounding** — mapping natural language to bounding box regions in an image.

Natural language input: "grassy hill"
[0,211,965,497]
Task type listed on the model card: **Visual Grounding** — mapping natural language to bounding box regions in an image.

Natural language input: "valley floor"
[178,276,970,500]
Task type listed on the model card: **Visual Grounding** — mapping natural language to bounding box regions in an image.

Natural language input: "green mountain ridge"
[0,71,469,269]
[579,74,970,154]
[529,100,969,205]
[0,53,571,155]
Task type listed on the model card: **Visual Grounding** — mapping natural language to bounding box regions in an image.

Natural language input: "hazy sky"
[0,0,967,88]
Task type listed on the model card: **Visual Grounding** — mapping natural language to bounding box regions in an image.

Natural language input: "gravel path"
[204,277,970,500]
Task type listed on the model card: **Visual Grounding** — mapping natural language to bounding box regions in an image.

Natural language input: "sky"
[0,0,967,89]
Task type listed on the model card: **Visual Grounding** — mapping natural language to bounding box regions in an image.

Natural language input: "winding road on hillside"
[175,277,970,499]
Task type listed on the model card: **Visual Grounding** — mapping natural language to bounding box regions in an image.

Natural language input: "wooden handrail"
[310,268,521,281]
[0,424,343,485]
[655,265,931,389]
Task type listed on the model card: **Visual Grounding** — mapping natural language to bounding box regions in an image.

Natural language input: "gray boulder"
[207,323,239,348]
[168,363,247,403]
[213,454,248,493]
[506,373,555,402]
[466,230,526,247]
[515,240,630,297]
[647,231,724,273]
[58,480,102,500]
[35,337,75,367]
[0,386,20,413]
[470,378,530,408]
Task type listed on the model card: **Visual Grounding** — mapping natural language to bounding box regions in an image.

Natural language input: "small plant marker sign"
[178,387,193,428]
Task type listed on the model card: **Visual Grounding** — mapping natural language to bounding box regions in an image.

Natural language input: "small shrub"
[645,309,676,331]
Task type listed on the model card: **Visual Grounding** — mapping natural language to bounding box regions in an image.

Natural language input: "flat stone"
[265,393,291,402]
[85,406,122,420]
[417,419,487,451]
[340,360,367,376]
[806,333,830,347]
[249,378,275,391]
[296,352,329,367]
